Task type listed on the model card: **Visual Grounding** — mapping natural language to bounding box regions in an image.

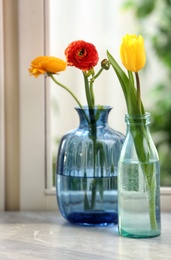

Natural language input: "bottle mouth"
[125,112,151,124]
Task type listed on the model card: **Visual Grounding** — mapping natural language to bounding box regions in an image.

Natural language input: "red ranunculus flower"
[64,40,99,71]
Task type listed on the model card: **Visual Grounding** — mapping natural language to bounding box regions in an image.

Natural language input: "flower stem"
[89,110,97,209]
[83,72,94,109]
[48,73,83,109]
[130,123,157,230]
[89,68,104,108]
[135,72,142,114]
[90,80,95,107]
[144,162,158,230]
[48,72,90,124]
[93,68,104,80]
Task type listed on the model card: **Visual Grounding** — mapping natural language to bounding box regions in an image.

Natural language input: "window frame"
[18,0,46,210]
[0,0,5,210]
[17,0,57,210]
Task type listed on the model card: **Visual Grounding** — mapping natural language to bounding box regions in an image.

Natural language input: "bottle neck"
[125,113,151,137]
[125,113,151,126]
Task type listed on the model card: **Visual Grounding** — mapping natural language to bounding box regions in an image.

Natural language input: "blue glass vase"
[118,113,161,238]
[56,106,124,226]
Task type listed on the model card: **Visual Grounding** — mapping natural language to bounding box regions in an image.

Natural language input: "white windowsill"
[44,187,171,212]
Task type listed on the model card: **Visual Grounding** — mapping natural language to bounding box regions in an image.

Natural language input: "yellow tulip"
[29,56,67,78]
[120,34,146,72]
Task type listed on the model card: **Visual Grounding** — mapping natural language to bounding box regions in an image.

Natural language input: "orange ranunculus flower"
[29,56,67,78]
[64,40,99,71]
[120,34,146,72]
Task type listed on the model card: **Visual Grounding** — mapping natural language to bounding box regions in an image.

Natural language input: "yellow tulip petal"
[120,34,146,72]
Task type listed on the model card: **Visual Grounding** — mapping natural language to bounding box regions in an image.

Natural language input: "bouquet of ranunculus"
[29,40,109,112]
[29,40,110,210]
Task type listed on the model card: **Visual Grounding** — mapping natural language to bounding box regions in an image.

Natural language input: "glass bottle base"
[119,228,161,238]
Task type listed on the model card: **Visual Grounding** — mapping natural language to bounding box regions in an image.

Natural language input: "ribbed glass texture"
[118,113,161,238]
[56,106,124,226]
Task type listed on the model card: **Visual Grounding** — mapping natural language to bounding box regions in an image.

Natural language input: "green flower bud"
[101,59,110,70]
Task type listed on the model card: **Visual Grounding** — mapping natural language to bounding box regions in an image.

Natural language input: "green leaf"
[107,51,145,115]
[107,51,129,104]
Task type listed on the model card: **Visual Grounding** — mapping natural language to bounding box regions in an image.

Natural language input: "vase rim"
[75,105,113,110]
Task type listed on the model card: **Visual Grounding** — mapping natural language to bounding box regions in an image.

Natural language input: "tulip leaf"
[107,51,129,90]
[107,50,131,111]
[107,51,145,114]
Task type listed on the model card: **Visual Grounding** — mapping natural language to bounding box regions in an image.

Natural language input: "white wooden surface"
[0,212,170,260]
